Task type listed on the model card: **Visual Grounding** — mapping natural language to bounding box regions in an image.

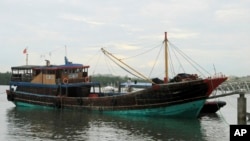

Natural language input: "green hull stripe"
[14,99,205,118]
[103,100,205,118]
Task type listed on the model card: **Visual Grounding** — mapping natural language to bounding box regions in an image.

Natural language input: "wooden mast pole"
[164,32,168,83]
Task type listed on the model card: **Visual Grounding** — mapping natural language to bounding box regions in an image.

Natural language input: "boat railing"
[207,72,227,79]
[68,78,86,83]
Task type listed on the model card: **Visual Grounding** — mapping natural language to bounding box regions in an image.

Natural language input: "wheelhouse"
[10,62,90,85]
[9,57,101,97]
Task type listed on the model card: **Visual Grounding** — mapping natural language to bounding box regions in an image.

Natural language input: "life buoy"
[63,78,68,84]
[85,77,89,82]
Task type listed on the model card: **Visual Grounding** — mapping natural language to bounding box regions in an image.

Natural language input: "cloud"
[0,0,250,77]
[61,14,105,26]
[215,7,250,23]
[169,30,200,39]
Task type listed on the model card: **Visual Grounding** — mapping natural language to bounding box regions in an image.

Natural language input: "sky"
[0,0,249,79]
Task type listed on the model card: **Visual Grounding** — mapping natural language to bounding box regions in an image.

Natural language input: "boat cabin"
[10,58,90,85]
[9,57,101,97]
[11,65,39,82]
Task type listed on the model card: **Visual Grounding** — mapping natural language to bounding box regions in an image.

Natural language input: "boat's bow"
[204,75,227,96]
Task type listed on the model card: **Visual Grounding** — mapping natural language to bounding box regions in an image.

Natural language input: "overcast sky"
[1,0,249,79]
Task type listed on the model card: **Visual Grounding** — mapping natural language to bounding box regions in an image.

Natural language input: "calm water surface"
[0,85,249,141]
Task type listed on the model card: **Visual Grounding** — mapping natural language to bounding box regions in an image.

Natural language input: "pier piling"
[237,93,247,125]
[208,91,248,124]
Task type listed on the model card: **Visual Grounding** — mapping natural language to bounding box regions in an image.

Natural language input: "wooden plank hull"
[13,99,206,118]
[7,80,210,118]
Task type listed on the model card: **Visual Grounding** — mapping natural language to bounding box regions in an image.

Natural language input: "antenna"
[23,47,28,65]
[65,45,67,57]
[213,64,217,74]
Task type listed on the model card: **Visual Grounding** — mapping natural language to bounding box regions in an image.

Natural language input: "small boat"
[103,86,116,93]
[200,101,226,113]
[6,32,227,118]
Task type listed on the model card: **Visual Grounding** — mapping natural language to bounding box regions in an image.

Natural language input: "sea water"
[0,85,249,141]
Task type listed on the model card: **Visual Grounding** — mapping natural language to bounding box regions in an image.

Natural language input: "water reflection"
[6,107,205,141]
[199,113,229,141]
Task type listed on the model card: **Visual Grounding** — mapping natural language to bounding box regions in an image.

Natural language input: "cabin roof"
[33,64,90,70]
[11,65,40,70]
[11,64,90,70]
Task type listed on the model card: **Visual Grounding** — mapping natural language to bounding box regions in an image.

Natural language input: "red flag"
[23,48,27,54]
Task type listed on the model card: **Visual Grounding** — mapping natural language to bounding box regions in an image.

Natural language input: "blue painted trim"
[60,82,101,87]
[10,81,58,88]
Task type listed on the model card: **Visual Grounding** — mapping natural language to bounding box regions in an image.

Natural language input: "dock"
[209,80,250,125]
[217,80,250,93]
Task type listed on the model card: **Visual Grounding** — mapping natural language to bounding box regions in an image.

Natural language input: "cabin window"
[42,70,52,74]
[82,68,88,77]
[33,70,41,76]
[76,69,82,73]
[46,75,54,79]
[63,69,68,74]
[11,68,33,82]
[47,70,54,74]
[56,70,60,79]
[83,68,87,72]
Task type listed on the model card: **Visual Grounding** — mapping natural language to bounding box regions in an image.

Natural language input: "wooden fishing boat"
[6,32,227,118]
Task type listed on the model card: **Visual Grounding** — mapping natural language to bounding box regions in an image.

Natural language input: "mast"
[23,47,28,65]
[164,32,168,83]
[26,53,28,65]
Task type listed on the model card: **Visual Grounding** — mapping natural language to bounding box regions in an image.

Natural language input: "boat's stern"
[6,89,14,102]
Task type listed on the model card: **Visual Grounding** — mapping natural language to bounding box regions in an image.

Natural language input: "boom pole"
[101,48,155,84]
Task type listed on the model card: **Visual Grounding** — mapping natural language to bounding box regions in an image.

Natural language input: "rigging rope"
[40,46,65,59]
[168,45,176,77]
[168,43,183,77]
[120,43,162,60]
[100,39,213,81]
[104,53,117,74]
[103,50,142,79]
[148,43,164,78]
[101,48,155,84]
[168,41,211,77]
[88,50,102,75]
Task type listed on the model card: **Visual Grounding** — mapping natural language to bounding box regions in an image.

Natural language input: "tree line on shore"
[0,72,145,86]
[1,72,249,86]
[0,72,11,85]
